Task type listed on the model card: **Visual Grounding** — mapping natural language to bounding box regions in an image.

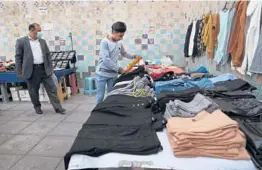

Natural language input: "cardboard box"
[39,94,49,102]
[20,97,31,101]
[10,86,22,92]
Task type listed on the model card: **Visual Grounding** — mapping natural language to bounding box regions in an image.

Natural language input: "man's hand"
[118,67,124,74]
[135,55,142,60]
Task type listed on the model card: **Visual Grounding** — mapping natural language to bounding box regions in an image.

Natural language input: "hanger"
[222,1,228,11]
[230,1,236,10]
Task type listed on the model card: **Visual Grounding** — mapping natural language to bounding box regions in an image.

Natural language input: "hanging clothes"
[223,7,236,66]
[188,21,197,56]
[193,20,201,57]
[228,1,248,67]
[196,19,204,57]
[207,13,219,60]
[184,22,193,58]
[239,1,262,75]
[214,10,230,64]
[202,13,212,55]
[249,27,262,74]
[206,14,214,59]
[212,13,220,48]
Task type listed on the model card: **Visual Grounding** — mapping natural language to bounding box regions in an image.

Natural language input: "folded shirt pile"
[166,110,250,160]
[164,93,218,118]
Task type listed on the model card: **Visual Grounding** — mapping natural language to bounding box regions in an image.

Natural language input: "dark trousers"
[26,64,62,110]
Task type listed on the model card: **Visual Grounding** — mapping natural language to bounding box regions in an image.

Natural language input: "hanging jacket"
[228,1,248,67]
[184,23,193,57]
[239,0,262,75]
[202,13,212,55]
[196,19,204,56]
[193,20,201,57]
[208,13,219,60]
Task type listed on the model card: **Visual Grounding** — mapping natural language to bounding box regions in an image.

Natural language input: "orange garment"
[212,13,220,48]
[228,1,248,67]
[207,13,220,59]
[166,110,250,160]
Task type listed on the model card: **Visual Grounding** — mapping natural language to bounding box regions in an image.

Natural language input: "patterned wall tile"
[77,55,84,61]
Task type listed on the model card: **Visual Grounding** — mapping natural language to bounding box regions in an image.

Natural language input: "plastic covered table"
[67,130,256,170]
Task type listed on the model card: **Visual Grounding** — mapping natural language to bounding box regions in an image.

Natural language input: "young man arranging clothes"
[95,21,142,104]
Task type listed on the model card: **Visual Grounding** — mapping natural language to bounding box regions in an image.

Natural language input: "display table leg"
[70,73,78,96]
[0,83,9,103]
[57,81,64,103]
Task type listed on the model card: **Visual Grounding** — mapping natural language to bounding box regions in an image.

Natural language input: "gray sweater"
[96,37,135,78]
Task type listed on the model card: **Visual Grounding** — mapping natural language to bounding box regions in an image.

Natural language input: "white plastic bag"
[161,56,173,67]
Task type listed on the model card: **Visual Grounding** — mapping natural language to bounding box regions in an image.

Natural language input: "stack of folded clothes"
[166,110,250,160]
[164,93,219,118]
[238,121,262,168]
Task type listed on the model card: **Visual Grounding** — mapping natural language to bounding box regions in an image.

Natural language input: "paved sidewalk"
[0,94,96,170]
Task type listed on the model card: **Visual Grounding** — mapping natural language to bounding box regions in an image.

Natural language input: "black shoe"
[55,108,66,114]
[35,107,43,114]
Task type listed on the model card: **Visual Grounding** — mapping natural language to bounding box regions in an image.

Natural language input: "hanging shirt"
[188,21,197,56]
[228,1,248,67]
[239,0,262,75]
[223,8,236,66]
[214,10,230,64]
[28,36,44,64]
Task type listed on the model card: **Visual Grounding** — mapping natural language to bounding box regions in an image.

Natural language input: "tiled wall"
[0,0,223,78]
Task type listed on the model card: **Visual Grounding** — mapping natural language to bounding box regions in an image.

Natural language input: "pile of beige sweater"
[166,110,250,160]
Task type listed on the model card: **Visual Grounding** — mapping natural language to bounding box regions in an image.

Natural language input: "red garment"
[147,66,184,80]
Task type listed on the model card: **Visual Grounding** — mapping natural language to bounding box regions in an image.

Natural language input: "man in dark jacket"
[15,23,65,114]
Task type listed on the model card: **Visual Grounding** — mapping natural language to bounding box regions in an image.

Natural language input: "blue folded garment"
[188,66,209,75]
[209,73,237,84]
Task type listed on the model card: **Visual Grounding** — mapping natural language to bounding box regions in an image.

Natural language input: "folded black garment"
[211,79,256,92]
[238,121,262,168]
[64,95,164,169]
[247,143,262,169]
[211,98,262,121]
[153,87,200,113]
[201,90,255,99]
[113,66,147,86]
[238,121,262,151]
[64,124,161,169]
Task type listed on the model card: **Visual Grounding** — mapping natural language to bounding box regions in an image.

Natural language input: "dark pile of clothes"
[64,66,166,169]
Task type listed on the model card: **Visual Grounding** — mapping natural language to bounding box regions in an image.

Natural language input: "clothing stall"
[63,1,262,170]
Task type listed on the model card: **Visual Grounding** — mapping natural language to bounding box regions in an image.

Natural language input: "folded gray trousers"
[106,76,154,98]
[164,93,218,118]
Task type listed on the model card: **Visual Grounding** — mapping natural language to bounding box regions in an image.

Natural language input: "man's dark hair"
[29,23,40,31]
[112,22,127,33]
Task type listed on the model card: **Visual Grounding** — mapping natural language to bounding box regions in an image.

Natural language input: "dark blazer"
[15,36,53,79]
[184,22,193,58]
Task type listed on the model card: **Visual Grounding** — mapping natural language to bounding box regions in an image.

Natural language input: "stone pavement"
[0,94,96,170]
